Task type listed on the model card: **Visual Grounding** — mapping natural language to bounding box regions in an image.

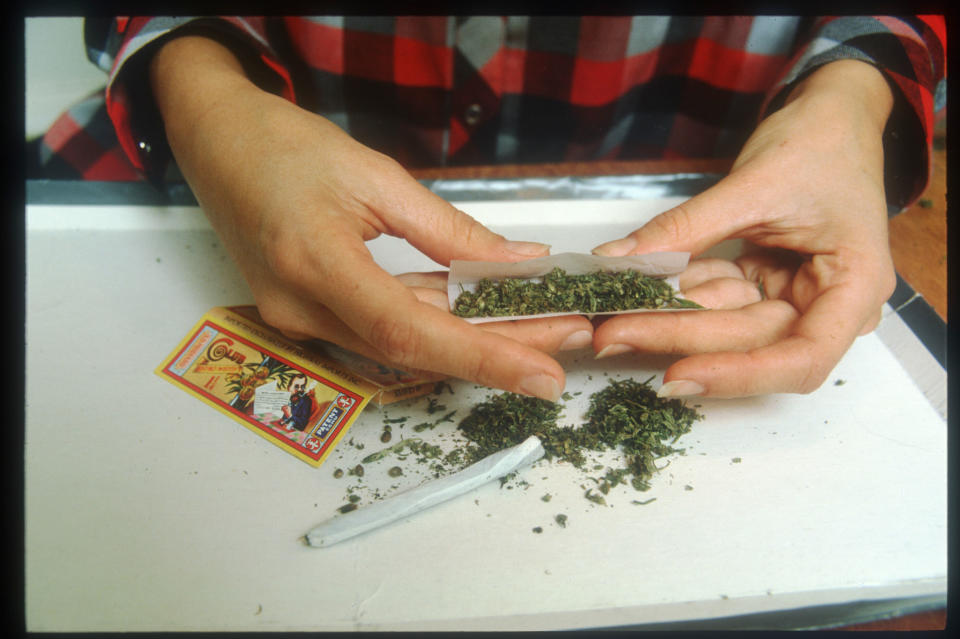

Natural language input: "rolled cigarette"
[305,435,545,548]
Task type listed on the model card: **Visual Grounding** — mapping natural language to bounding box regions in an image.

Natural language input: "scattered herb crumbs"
[337,503,358,514]
[632,498,657,505]
[532,526,543,534]
[336,375,703,518]
[834,379,846,386]
[348,494,361,503]
[731,457,742,464]
[555,514,568,528]
[584,489,607,506]
[333,468,344,479]
[433,381,455,395]
[362,438,422,464]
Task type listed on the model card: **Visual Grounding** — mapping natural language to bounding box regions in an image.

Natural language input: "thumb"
[592,179,760,257]
[369,171,550,266]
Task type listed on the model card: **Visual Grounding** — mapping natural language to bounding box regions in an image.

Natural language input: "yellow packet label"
[156,307,375,467]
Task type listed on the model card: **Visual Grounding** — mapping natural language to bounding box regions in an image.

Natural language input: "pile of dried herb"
[457,391,564,465]
[452,267,701,318]
[581,378,701,491]
[336,376,703,514]
[457,376,703,493]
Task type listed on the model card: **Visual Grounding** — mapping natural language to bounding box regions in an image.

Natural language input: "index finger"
[661,278,878,397]
[309,232,567,401]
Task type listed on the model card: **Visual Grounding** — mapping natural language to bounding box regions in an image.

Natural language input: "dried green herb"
[456,376,703,502]
[337,503,358,514]
[555,513,568,528]
[387,466,403,477]
[433,381,455,395]
[362,437,422,464]
[582,377,701,487]
[457,392,564,465]
[452,267,702,318]
[584,489,607,506]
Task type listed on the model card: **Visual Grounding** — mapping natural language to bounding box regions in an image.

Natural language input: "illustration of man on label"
[279,373,315,431]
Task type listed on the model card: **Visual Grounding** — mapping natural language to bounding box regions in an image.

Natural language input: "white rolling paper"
[306,435,545,548]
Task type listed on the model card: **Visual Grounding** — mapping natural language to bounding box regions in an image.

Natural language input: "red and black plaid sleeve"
[35,15,945,211]
[760,15,946,209]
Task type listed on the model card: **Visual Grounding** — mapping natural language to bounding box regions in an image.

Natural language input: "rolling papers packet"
[156,305,435,467]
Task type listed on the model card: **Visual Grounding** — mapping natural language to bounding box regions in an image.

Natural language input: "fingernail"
[595,343,634,359]
[657,380,705,398]
[559,330,592,351]
[518,374,562,402]
[591,236,636,257]
[505,240,551,257]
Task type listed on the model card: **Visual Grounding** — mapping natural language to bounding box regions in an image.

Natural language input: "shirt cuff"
[758,17,941,212]
[102,16,296,181]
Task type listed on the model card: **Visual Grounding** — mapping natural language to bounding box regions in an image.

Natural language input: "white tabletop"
[25,200,946,631]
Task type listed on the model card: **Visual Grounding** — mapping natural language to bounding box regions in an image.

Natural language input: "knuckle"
[649,204,694,241]
[366,313,422,367]
[448,208,491,251]
[257,301,305,338]
[260,231,306,284]
[795,355,832,394]
[458,213,483,246]
[461,349,500,388]
[878,265,897,305]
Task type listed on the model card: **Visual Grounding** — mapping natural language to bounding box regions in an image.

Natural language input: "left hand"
[591,60,898,398]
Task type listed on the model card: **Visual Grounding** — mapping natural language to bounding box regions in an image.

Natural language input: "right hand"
[150,35,592,401]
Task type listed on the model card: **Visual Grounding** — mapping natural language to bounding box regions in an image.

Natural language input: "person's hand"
[150,35,593,400]
[592,60,897,398]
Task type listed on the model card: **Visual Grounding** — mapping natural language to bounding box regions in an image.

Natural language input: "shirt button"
[464,103,483,126]
[138,140,152,154]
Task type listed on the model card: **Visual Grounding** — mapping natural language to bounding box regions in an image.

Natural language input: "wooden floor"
[888,122,948,320]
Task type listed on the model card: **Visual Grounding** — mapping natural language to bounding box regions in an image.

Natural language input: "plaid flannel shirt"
[37,15,945,210]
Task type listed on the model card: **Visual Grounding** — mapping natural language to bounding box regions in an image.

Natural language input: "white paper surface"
[25,200,946,631]
[252,382,290,415]
[448,251,693,322]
